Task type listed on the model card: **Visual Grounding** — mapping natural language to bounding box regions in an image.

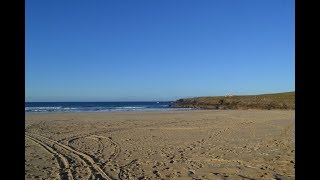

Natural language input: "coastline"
[25,108,293,115]
[26,110,295,179]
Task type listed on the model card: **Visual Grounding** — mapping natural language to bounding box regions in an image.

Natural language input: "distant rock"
[171,92,295,110]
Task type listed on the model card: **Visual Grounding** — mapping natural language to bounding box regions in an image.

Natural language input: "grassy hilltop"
[171,92,295,110]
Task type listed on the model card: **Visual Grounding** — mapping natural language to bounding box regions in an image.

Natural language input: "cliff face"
[170,92,295,110]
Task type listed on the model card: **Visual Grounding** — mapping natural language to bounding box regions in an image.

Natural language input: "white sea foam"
[115,106,146,109]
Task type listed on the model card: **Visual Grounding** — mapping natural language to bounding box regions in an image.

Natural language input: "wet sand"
[25,110,295,179]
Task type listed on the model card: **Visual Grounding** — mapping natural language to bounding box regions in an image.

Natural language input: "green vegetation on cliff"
[171,92,295,110]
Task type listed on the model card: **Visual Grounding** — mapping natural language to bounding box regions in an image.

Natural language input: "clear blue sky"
[26,0,294,102]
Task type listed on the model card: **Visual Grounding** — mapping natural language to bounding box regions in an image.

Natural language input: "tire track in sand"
[84,136,105,156]
[27,133,113,180]
[67,134,122,179]
[61,134,122,168]
[90,135,123,180]
[25,134,73,180]
[91,135,121,161]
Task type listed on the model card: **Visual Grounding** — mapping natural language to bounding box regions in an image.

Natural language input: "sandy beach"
[25,110,295,179]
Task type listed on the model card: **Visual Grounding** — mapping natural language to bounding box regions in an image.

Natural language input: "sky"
[26,0,295,102]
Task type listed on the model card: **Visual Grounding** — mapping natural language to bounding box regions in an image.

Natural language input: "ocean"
[25,102,192,113]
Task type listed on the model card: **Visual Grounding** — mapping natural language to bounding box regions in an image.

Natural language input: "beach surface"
[25,110,295,179]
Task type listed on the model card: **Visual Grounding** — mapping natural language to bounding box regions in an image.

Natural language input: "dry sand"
[25,110,295,179]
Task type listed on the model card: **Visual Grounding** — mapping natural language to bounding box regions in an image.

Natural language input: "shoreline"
[25,108,294,115]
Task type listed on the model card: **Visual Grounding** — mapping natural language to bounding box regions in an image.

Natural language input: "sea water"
[25,102,192,113]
